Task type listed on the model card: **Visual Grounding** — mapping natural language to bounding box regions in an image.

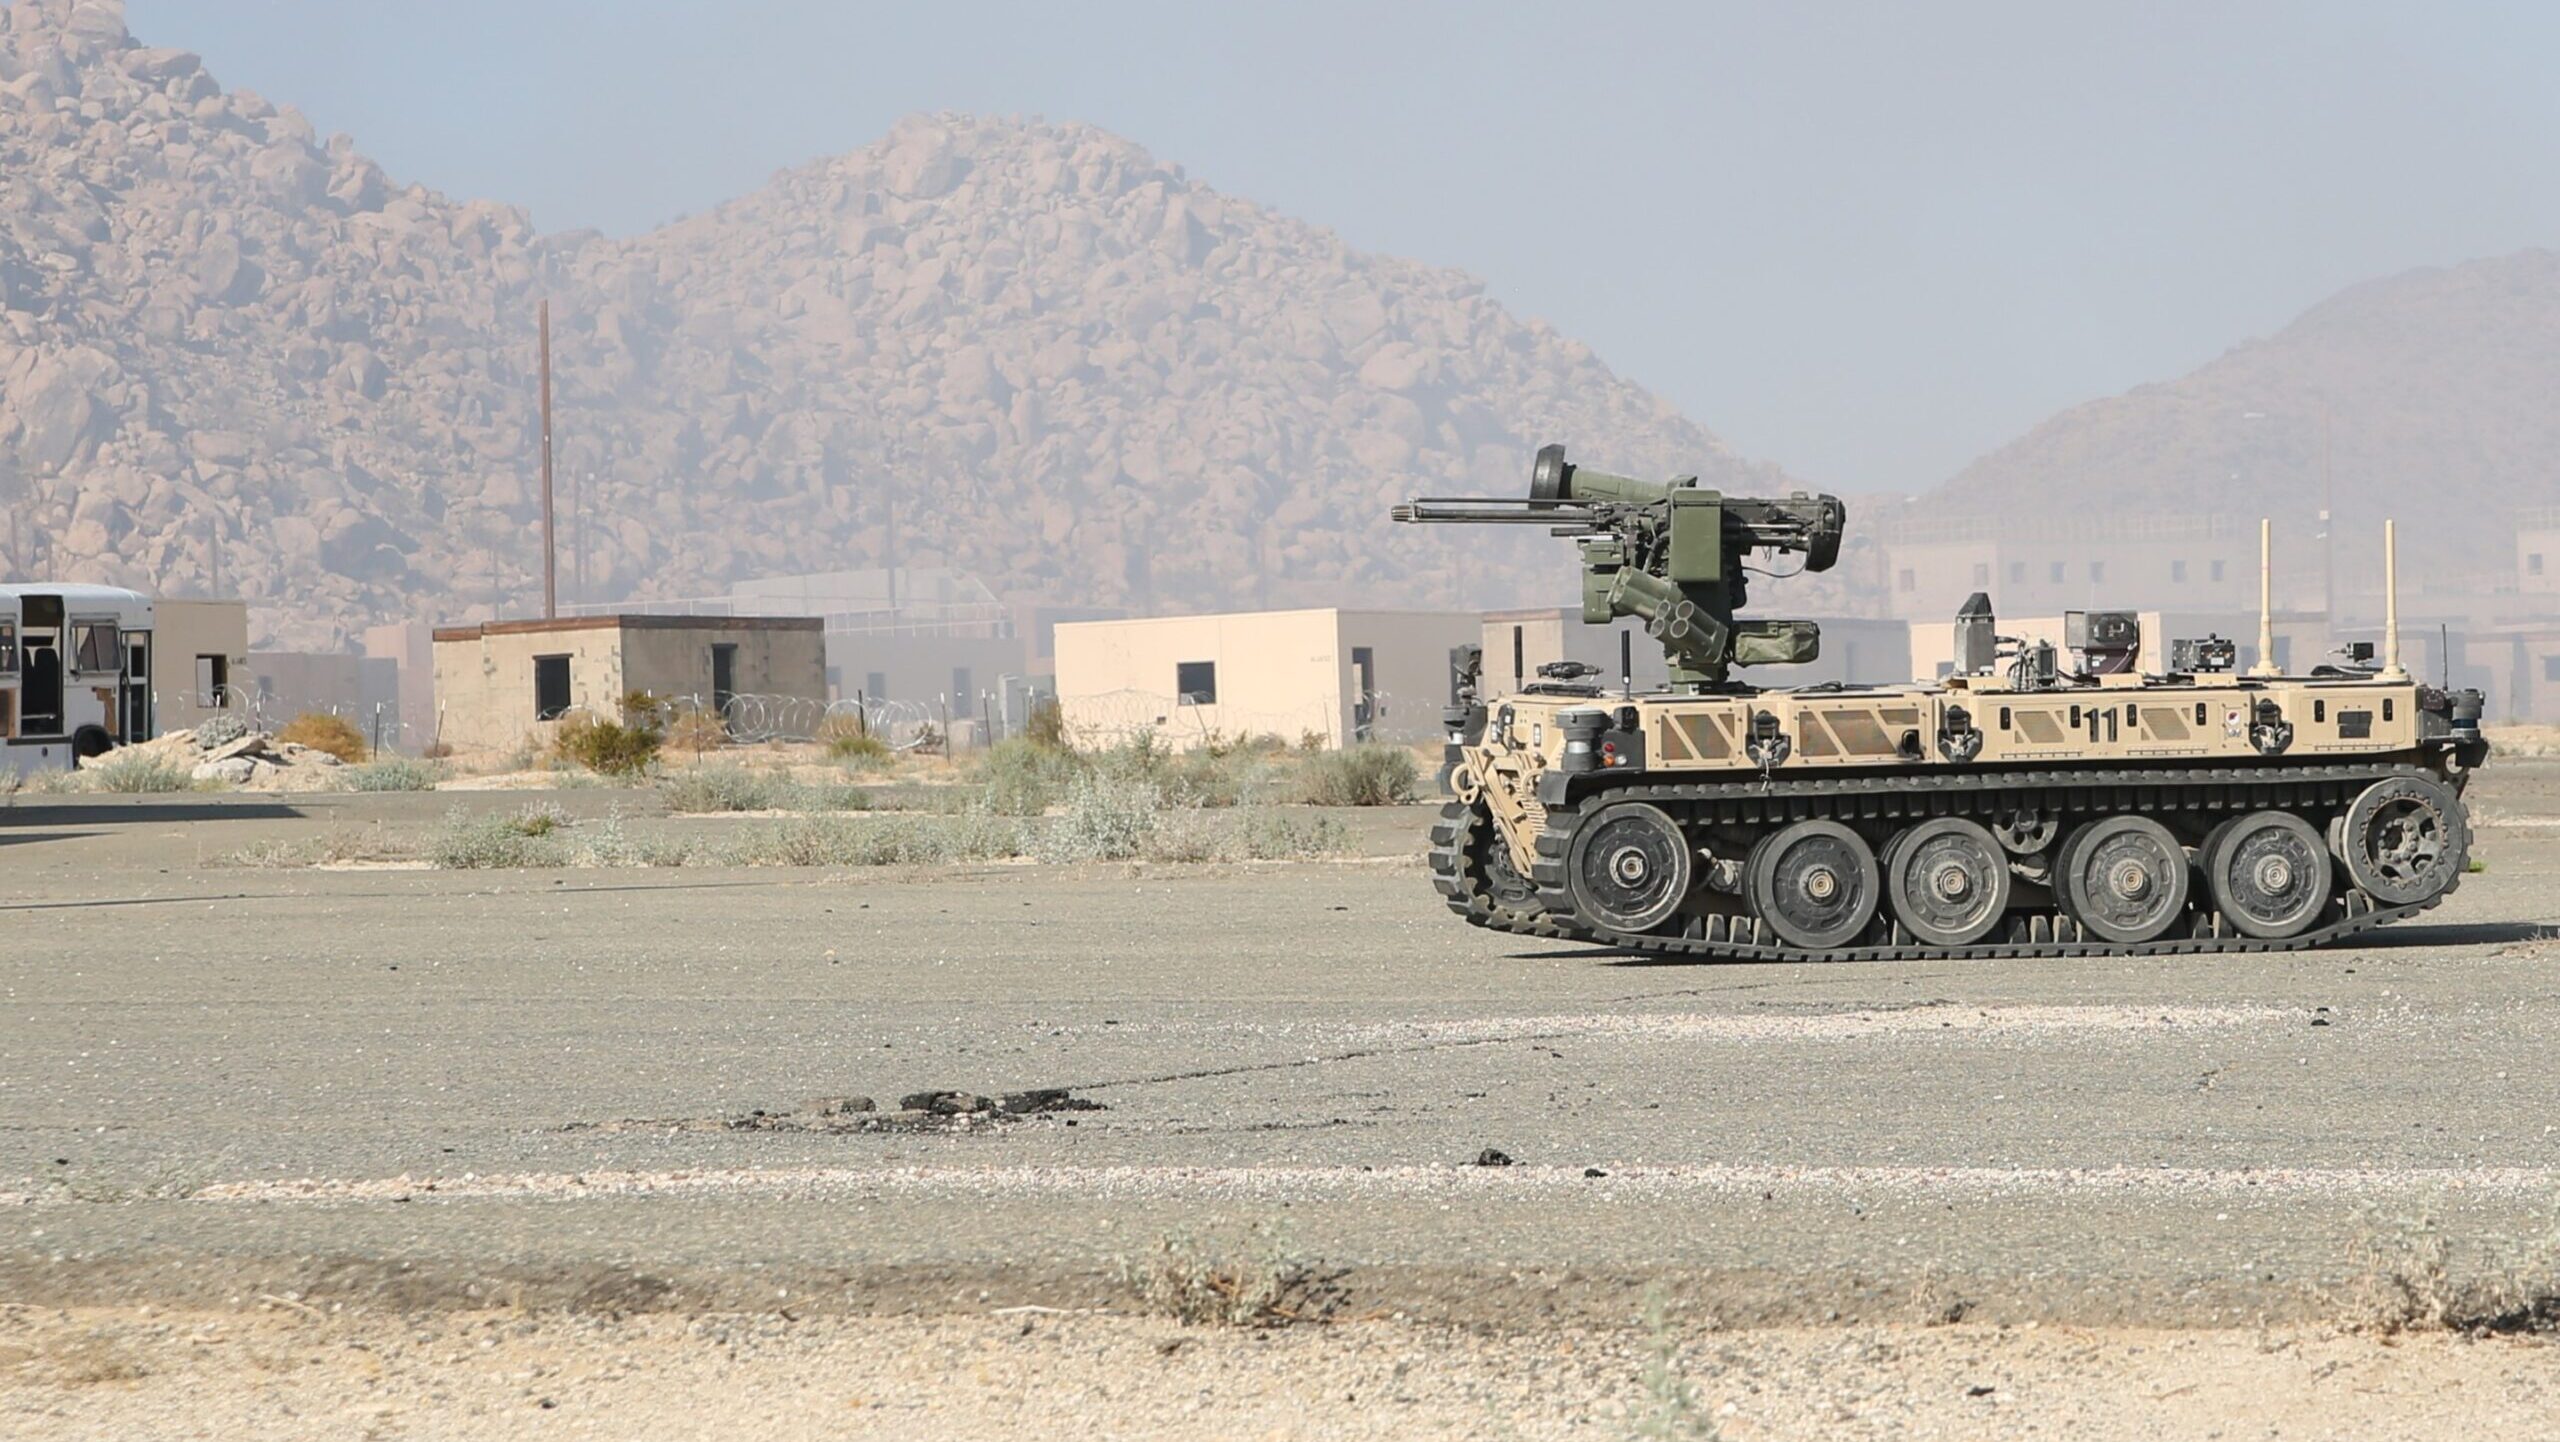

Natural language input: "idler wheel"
[2055,815,2190,944]
[2203,810,2330,939]
[2335,775,2466,907]
[1457,803,1546,924]
[1884,817,2012,947]
[1564,801,1693,934]
[1745,819,1880,952]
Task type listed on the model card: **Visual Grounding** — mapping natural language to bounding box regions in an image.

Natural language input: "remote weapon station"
[1397,444,2488,960]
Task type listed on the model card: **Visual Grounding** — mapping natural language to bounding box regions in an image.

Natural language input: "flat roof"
[1052,607,1480,634]
[0,583,151,605]
[432,613,823,643]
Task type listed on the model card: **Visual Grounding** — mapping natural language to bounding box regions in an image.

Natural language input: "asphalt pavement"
[5,772,2559,1326]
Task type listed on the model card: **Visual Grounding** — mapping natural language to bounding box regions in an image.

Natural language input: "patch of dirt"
[11,1306,2560,1441]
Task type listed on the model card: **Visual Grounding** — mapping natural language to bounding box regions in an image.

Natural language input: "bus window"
[73,621,119,674]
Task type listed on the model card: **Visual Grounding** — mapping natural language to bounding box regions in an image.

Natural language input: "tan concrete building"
[1054,608,1478,750]
[149,598,249,733]
[2462,622,2560,722]
[1878,514,2260,623]
[2518,506,2560,597]
[1481,609,1916,690]
[1906,609,2332,681]
[430,615,825,755]
[362,620,438,752]
[247,649,402,746]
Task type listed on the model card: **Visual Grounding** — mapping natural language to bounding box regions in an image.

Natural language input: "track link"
[1426,800,1587,942]
[1506,761,2468,962]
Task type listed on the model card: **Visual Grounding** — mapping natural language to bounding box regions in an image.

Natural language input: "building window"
[1176,660,1217,705]
[1896,568,1916,592]
[951,666,973,704]
[194,653,225,700]
[2171,559,2188,582]
[2089,561,2105,583]
[2544,656,2560,683]
[1971,563,1990,587]
[533,654,572,720]
[2534,553,2548,576]
[2007,561,2025,585]
[2211,560,2227,582]
[865,671,888,700]
[2049,561,2066,583]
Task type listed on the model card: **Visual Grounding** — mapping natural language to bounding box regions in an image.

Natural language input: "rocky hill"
[1932,248,2560,598]
[0,0,1799,647]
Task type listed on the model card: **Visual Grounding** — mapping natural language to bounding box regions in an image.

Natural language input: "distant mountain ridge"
[1931,248,2560,601]
[0,0,1799,647]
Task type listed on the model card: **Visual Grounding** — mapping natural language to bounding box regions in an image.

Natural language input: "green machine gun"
[1393,443,1846,689]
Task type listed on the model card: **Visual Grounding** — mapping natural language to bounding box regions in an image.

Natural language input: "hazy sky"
[132,1,2560,495]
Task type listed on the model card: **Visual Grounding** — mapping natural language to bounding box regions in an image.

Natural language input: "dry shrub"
[81,752,196,792]
[2340,1204,2560,1336]
[831,729,893,768]
[1121,1222,1318,1327]
[277,710,367,762]
[664,707,728,756]
[1293,743,1420,806]
[552,711,662,776]
[1024,696,1068,749]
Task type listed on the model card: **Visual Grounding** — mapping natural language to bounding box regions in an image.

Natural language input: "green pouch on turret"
[1731,619,1821,667]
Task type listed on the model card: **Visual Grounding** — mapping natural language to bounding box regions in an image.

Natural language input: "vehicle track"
[1433,761,2468,962]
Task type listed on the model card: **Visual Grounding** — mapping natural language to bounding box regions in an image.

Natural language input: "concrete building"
[429,615,824,755]
[247,650,403,748]
[566,567,1060,711]
[1877,514,2260,623]
[2518,506,2560,597]
[2462,622,2560,722]
[362,621,438,752]
[1480,608,1917,691]
[1906,609,2331,681]
[149,598,248,734]
[1054,608,1479,750]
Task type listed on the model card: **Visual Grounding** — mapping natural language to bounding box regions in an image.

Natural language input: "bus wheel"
[71,726,113,760]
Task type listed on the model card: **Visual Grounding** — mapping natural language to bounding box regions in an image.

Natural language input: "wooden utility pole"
[538,299,557,619]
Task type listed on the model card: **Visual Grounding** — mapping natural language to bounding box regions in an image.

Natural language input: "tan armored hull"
[1437,670,2483,960]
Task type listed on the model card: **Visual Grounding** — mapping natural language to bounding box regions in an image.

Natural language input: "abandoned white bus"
[0,584,156,775]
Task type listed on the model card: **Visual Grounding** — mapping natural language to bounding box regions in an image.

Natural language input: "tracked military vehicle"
[1397,445,2489,960]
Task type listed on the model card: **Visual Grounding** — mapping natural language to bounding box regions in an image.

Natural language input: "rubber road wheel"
[2204,810,2329,939]
[2056,815,2190,944]
[1746,819,1881,951]
[1564,801,1693,934]
[1885,817,2012,947]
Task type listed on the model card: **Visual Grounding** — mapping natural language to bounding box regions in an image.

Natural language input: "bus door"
[123,629,152,743]
[18,593,63,737]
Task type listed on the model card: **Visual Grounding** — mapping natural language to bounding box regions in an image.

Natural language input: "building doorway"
[711,643,738,715]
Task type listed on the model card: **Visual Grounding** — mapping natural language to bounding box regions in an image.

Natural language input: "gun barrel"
[1393,498,1601,525]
